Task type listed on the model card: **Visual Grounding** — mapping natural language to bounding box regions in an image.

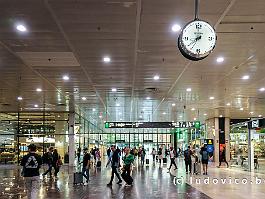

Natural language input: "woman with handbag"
[53,149,62,177]
[122,147,134,186]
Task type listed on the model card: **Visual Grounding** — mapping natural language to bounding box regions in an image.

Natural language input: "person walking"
[82,148,91,184]
[122,147,134,186]
[52,149,61,177]
[158,148,163,165]
[184,146,192,174]
[107,147,111,159]
[42,147,54,177]
[219,147,229,168]
[140,147,146,165]
[77,147,81,163]
[106,145,122,186]
[151,148,156,162]
[200,145,209,175]
[21,144,42,199]
[168,147,178,171]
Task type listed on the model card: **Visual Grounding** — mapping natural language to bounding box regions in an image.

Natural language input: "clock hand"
[187,38,198,46]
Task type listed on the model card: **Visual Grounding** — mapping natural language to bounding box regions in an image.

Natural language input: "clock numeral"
[208,37,213,41]
[184,36,189,41]
[196,49,201,54]
[196,23,202,29]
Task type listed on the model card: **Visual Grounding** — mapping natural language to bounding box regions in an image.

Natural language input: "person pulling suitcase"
[122,147,134,186]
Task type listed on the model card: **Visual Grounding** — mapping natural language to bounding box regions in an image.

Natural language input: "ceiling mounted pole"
[195,0,200,20]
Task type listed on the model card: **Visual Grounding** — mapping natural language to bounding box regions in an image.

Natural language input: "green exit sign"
[105,122,109,128]
[195,121,200,129]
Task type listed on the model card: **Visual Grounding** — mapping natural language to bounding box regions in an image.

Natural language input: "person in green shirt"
[122,147,134,186]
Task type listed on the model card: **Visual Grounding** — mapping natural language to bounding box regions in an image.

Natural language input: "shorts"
[202,159,208,164]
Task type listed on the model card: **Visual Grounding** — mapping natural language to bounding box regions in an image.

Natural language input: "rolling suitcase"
[146,159,149,165]
[163,158,167,164]
[193,162,201,175]
[73,172,83,185]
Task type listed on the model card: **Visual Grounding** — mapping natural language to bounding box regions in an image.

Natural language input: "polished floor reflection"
[0,160,211,199]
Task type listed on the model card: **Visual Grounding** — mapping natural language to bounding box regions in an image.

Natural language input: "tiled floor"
[0,159,211,199]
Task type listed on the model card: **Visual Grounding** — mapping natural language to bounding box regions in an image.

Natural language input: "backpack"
[184,150,190,159]
[158,150,162,155]
[42,153,48,164]
[202,151,208,160]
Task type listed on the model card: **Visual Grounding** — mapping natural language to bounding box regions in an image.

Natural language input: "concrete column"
[55,118,66,158]
[225,117,230,161]
[68,112,75,167]
[214,117,219,163]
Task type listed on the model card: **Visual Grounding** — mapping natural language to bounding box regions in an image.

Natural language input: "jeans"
[185,160,192,173]
[169,158,177,169]
[43,164,52,176]
[110,166,121,183]
[25,176,40,199]
[82,167,89,182]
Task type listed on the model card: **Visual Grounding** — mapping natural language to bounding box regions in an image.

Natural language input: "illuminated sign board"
[104,121,200,129]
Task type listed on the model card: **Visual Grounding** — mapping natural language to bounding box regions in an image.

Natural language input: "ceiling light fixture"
[191,108,195,111]
[226,103,231,106]
[204,113,207,116]
[216,57,224,63]
[146,97,151,100]
[186,88,192,92]
[99,115,102,118]
[81,97,87,101]
[103,56,111,63]
[62,75,69,81]
[179,115,183,118]
[153,75,160,80]
[209,96,215,100]
[171,24,181,32]
[162,112,166,115]
[34,104,38,108]
[250,112,254,115]
[172,103,176,107]
[16,24,27,32]
[36,88,42,92]
[242,75,249,80]
[240,107,244,111]
[92,108,96,112]
[17,96,23,101]
[111,88,117,92]
[259,87,265,92]
[259,115,262,117]
[116,103,120,106]
[219,115,223,118]
[193,118,197,121]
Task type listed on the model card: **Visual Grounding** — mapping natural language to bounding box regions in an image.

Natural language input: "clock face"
[178,20,217,61]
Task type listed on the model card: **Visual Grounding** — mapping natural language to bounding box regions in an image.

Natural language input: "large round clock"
[178,20,217,61]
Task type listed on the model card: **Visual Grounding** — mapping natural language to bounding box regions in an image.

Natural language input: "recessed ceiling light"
[250,112,254,115]
[146,97,151,100]
[216,57,224,63]
[116,103,120,106]
[120,118,123,121]
[259,115,262,117]
[17,96,23,101]
[172,103,176,107]
[81,97,87,101]
[111,88,117,92]
[16,24,27,32]
[36,88,42,92]
[204,113,207,116]
[99,115,102,118]
[219,115,223,118]
[193,118,197,121]
[62,75,69,81]
[242,75,249,80]
[103,56,111,63]
[240,107,244,111]
[92,108,96,112]
[179,115,183,118]
[34,104,38,108]
[209,96,215,100]
[226,103,231,106]
[162,112,166,115]
[186,88,192,92]
[259,87,265,92]
[139,115,143,118]
[153,75,160,80]
[171,24,181,32]
[191,108,195,111]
